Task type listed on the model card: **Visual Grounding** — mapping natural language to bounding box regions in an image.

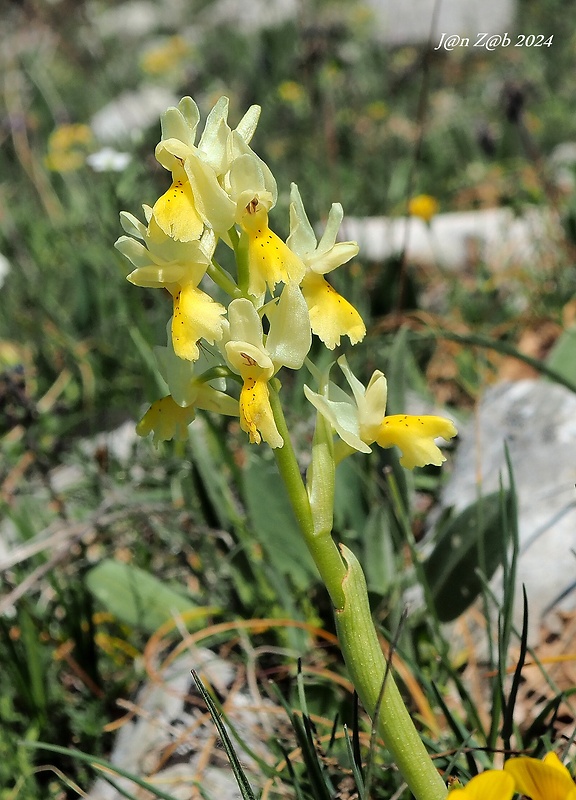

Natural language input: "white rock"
[86,647,272,800]
[441,380,576,642]
[0,252,11,288]
[198,0,299,32]
[341,207,558,272]
[90,86,180,144]
[362,0,516,45]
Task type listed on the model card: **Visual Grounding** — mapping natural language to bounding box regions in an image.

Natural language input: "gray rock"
[363,0,516,46]
[440,380,576,642]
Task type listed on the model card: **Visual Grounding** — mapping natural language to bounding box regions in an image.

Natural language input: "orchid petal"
[266,282,311,370]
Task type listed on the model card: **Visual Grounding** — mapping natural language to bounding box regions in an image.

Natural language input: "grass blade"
[191,669,258,800]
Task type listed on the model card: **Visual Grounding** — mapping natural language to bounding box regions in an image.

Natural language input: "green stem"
[336,545,447,800]
[269,384,346,609]
[269,383,447,800]
[208,259,241,298]
[233,228,251,297]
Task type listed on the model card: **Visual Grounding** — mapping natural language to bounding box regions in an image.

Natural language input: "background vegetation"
[1,0,576,797]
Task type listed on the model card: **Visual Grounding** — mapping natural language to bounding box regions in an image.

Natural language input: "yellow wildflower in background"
[277,81,305,104]
[45,123,93,172]
[140,35,190,76]
[408,193,439,223]
[366,100,387,121]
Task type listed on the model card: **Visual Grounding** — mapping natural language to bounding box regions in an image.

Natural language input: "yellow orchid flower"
[154,96,275,239]
[287,183,365,349]
[152,159,204,242]
[115,210,226,361]
[239,200,305,298]
[304,356,457,468]
[224,286,311,448]
[448,770,515,800]
[136,325,238,445]
[152,97,255,238]
[136,396,197,445]
[300,271,365,350]
[504,752,576,800]
[224,299,280,447]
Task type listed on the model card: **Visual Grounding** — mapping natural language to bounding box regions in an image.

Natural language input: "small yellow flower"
[45,123,93,172]
[448,770,515,800]
[171,281,227,362]
[238,364,282,448]
[376,414,457,469]
[140,35,189,75]
[300,272,365,350]
[224,301,282,448]
[504,752,576,800]
[277,81,305,104]
[224,289,311,448]
[115,212,226,362]
[408,194,439,223]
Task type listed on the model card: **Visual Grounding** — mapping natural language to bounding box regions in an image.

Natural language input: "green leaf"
[422,490,512,622]
[333,457,367,533]
[385,326,429,415]
[242,453,316,591]
[362,506,396,595]
[191,671,258,800]
[85,559,218,632]
[546,325,576,388]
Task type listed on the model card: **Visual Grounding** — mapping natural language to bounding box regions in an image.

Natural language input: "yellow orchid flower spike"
[504,752,576,800]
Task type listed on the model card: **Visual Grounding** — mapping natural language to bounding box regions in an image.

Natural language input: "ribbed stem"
[336,545,447,800]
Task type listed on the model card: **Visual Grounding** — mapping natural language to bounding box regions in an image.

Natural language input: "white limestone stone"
[440,380,576,642]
